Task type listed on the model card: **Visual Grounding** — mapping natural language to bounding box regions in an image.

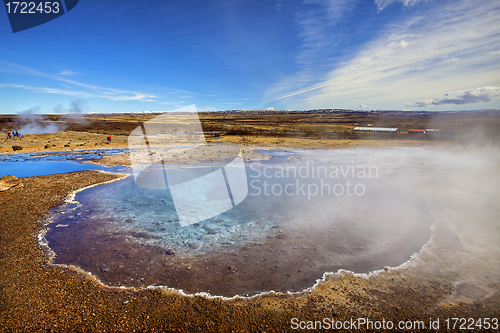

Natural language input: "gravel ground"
[0,171,498,332]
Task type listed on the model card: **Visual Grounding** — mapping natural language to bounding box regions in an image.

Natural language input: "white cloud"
[104,93,157,102]
[57,70,77,76]
[441,56,460,64]
[0,82,157,102]
[405,86,500,107]
[0,61,159,102]
[376,0,430,11]
[0,83,88,97]
[267,0,500,110]
[388,35,411,49]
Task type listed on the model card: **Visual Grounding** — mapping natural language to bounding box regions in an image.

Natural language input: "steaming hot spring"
[42,146,500,298]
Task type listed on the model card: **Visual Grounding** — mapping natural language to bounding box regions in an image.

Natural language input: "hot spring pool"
[44,149,435,296]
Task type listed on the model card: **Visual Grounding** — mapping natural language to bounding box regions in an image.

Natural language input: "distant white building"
[353,127,399,132]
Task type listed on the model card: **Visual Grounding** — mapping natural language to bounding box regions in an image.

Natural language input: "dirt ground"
[0,131,129,154]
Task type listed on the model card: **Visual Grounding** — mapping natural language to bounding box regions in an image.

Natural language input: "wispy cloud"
[264,0,357,104]
[375,0,430,11]
[406,86,500,107]
[0,61,158,102]
[0,83,89,97]
[57,70,77,76]
[267,0,500,110]
[296,0,354,67]
[0,82,157,102]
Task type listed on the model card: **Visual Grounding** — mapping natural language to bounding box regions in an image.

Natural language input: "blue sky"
[0,0,499,114]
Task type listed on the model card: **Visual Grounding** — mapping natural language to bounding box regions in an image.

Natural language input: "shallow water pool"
[0,160,110,178]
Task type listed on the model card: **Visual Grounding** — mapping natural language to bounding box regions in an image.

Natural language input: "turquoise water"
[0,148,128,177]
[0,161,108,178]
[44,152,434,296]
[0,148,128,162]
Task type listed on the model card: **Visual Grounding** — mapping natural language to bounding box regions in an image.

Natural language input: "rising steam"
[17,107,66,134]
[16,100,90,134]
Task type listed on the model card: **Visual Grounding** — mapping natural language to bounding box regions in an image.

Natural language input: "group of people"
[7,130,22,140]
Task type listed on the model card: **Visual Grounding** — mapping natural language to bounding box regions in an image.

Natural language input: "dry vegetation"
[1,110,499,154]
